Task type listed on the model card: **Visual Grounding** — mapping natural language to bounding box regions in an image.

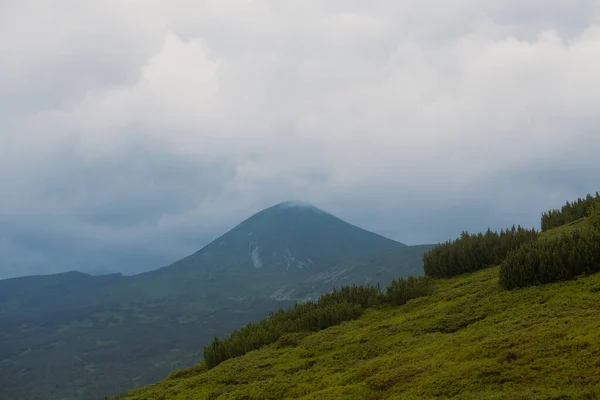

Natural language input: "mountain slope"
[0,202,430,400]
[133,201,406,300]
[181,201,405,271]
[269,244,432,301]
[114,266,600,400]
[0,271,126,319]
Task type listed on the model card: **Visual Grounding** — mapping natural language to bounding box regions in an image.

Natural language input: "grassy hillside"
[538,218,593,241]
[111,214,600,400]
[113,266,600,400]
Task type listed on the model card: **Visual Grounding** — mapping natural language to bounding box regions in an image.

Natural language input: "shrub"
[541,192,600,231]
[499,228,600,290]
[385,276,434,305]
[424,226,537,278]
[588,199,600,230]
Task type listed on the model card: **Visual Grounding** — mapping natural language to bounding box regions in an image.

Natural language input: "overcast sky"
[1,0,600,278]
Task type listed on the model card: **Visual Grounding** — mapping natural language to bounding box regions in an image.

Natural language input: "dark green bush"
[499,228,600,290]
[385,276,434,305]
[588,199,600,230]
[541,192,600,231]
[423,226,537,278]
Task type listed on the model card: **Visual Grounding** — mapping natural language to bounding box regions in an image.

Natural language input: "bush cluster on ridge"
[204,276,434,368]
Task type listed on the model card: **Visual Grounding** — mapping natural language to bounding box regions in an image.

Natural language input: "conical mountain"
[176,201,403,271]
[139,201,408,299]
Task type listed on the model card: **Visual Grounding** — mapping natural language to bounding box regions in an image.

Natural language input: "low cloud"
[1,1,599,278]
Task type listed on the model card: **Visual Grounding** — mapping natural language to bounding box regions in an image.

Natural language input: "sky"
[1,0,600,279]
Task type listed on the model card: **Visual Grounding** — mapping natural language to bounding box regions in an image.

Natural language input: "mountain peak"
[274,200,321,211]
[165,201,405,282]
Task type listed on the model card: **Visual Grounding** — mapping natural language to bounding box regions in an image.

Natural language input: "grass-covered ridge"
[499,198,600,290]
[109,266,600,399]
[500,224,600,289]
[541,192,600,231]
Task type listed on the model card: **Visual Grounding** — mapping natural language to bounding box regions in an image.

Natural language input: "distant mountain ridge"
[0,201,432,400]
[138,201,408,300]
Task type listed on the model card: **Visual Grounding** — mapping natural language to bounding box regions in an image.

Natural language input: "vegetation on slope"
[424,194,600,290]
[589,199,600,229]
[500,198,600,289]
[500,226,600,289]
[541,192,600,231]
[423,225,537,278]
[109,266,600,400]
[109,192,600,400]
[204,277,434,368]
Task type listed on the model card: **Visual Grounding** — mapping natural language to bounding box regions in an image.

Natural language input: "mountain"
[180,201,405,272]
[0,202,431,400]
[111,214,600,400]
[0,271,127,319]
[267,244,432,301]
[134,201,411,301]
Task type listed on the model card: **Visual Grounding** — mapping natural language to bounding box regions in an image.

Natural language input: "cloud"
[1,0,600,277]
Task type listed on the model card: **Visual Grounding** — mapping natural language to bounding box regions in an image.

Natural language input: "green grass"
[538,218,593,241]
[113,267,600,400]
